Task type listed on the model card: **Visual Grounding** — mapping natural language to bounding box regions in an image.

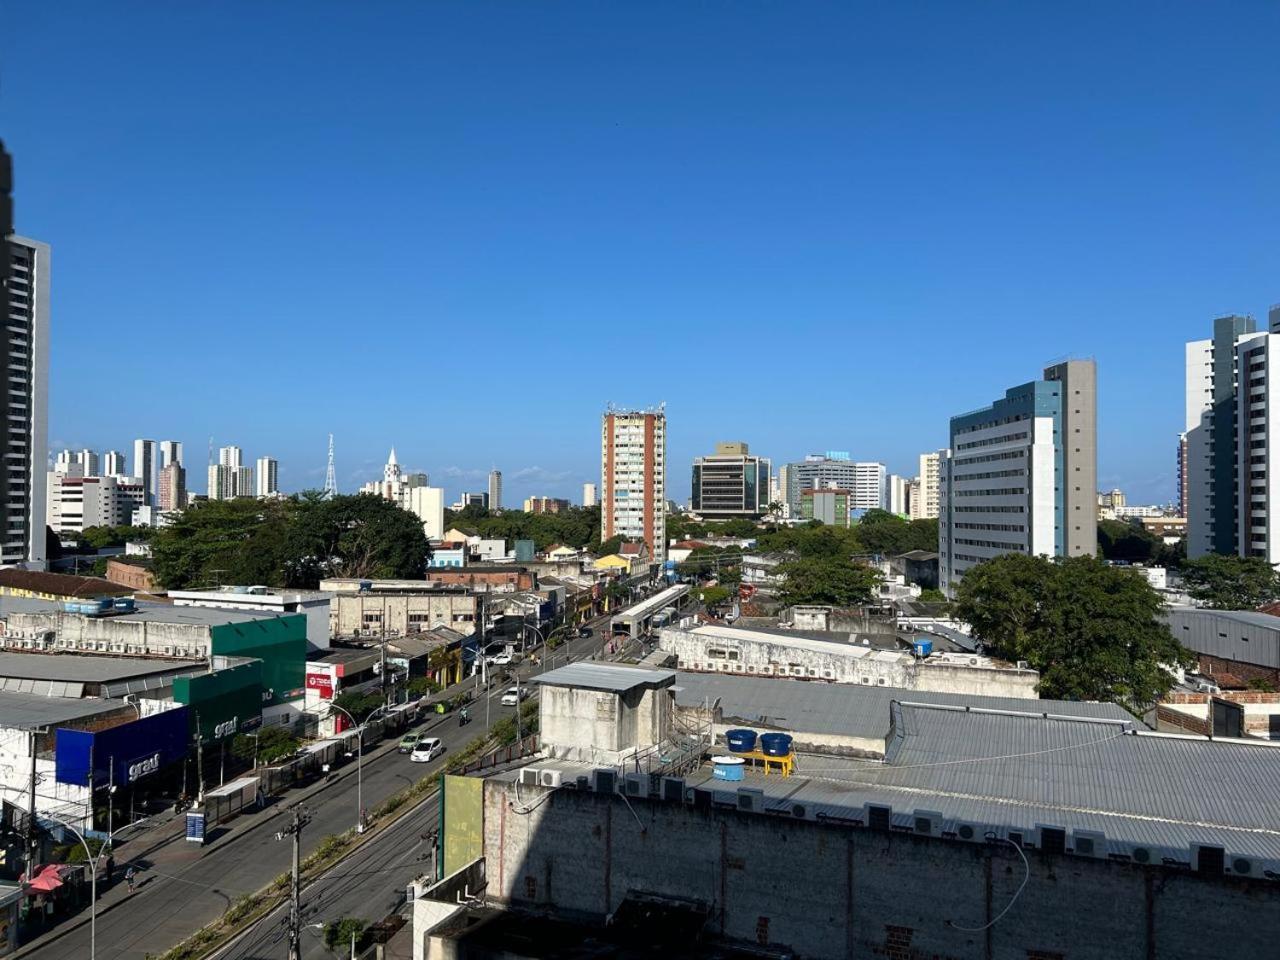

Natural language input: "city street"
[20,611,627,960]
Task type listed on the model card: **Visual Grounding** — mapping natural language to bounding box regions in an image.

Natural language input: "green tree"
[776,557,882,607]
[150,497,293,589]
[1097,519,1162,564]
[283,493,429,586]
[918,588,947,603]
[331,691,385,723]
[596,534,624,557]
[699,585,733,606]
[853,510,939,555]
[324,917,368,957]
[230,726,298,765]
[954,553,1192,710]
[1181,554,1280,610]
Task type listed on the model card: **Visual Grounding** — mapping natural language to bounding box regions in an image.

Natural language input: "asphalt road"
[23,612,625,960]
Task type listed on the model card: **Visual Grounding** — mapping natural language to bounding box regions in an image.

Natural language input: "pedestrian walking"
[105,852,115,885]
[125,866,136,894]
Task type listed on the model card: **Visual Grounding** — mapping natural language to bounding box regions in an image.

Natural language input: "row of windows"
[953,505,1026,513]
[954,538,1028,551]
[955,487,1027,497]
[955,431,1029,452]
[954,522,1027,533]
[952,449,1026,467]
[951,468,1025,482]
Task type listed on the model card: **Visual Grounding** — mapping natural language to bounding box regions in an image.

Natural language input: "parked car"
[410,737,445,763]
[486,651,513,666]
[398,731,422,754]
[577,626,593,638]
[500,685,528,707]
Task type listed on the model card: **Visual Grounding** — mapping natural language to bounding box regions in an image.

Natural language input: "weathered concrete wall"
[2,611,212,658]
[658,627,912,687]
[540,686,673,765]
[329,594,480,639]
[482,780,1280,960]
[914,660,1038,698]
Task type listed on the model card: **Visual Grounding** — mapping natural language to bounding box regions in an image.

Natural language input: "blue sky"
[3,2,1278,506]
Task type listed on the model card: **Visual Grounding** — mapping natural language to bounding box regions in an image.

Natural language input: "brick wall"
[1198,653,1280,688]
[1163,690,1280,705]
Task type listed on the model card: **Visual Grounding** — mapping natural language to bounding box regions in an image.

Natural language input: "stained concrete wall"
[482,779,1280,960]
[540,685,673,765]
[914,660,1038,698]
[329,593,480,639]
[3,611,213,658]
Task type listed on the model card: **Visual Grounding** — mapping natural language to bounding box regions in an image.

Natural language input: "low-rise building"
[657,622,1038,697]
[1162,606,1280,688]
[0,569,131,602]
[167,585,331,652]
[0,600,307,724]
[416,664,1280,960]
[104,557,157,592]
[320,578,483,640]
[426,566,537,593]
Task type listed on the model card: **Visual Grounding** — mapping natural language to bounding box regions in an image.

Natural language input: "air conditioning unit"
[865,803,893,831]
[1193,844,1226,876]
[624,774,647,797]
[912,810,942,837]
[1131,846,1153,864]
[736,788,764,813]
[954,822,984,843]
[1230,855,1262,878]
[540,770,562,788]
[660,777,685,802]
[791,803,807,819]
[519,768,540,786]
[1071,829,1106,859]
[592,769,617,794]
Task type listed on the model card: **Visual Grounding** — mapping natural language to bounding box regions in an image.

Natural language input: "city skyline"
[7,5,1277,511]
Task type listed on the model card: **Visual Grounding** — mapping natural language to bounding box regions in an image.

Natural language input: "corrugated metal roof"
[534,663,676,693]
[0,651,196,682]
[672,671,1134,742]
[0,691,129,729]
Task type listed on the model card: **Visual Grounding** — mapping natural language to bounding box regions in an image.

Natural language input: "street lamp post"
[324,703,390,835]
[38,813,134,960]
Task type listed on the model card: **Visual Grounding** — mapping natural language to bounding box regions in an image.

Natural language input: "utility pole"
[25,729,39,878]
[278,807,310,960]
[107,757,114,836]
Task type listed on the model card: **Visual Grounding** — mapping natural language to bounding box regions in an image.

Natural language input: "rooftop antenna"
[323,433,338,499]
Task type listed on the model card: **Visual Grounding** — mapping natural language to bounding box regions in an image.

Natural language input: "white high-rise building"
[207,464,228,501]
[133,439,159,506]
[256,457,279,497]
[1186,309,1280,564]
[886,474,908,515]
[601,407,666,561]
[159,440,183,469]
[77,449,99,477]
[850,462,887,512]
[582,482,597,508]
[488,470,502,512]
[912,451,944,520]
[359,448,445,540]
[2,236,48,569]
[233,466,254,498]
[103,450,126,477]
[219,445,243,469]
[54,450,75,475]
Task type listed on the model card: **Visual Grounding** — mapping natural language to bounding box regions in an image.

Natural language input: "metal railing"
[458,734,540,775]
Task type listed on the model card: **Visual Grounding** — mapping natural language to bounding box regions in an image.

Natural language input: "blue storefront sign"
[55,706,191,787]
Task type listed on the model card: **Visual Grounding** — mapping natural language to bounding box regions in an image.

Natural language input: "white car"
[500,686,527,707]
[487,652,513,666]
[410,737,444,763]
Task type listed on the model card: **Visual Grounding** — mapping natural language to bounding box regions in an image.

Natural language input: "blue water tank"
[724,729,757,753]
[912,638,933,658]
[759,733,793,757]
[113,598,136,613]
[712,757,745,781]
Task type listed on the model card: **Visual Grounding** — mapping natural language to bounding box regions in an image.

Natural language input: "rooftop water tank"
[759,733,793,757]
[112,598,136,613]
[725,729,757,753]
[912,638,933,658]
[711,756,745,782]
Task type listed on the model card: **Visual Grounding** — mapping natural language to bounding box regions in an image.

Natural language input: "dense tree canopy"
[776,557,882,607]
[954,553,1191,710]
[753,512,938,559]
[442,505,601,551]
[150,493,429,590]
[1181,553,1280,609]
[1097,519,1182,566]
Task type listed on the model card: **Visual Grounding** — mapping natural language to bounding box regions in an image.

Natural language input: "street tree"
[776,557,882,607]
